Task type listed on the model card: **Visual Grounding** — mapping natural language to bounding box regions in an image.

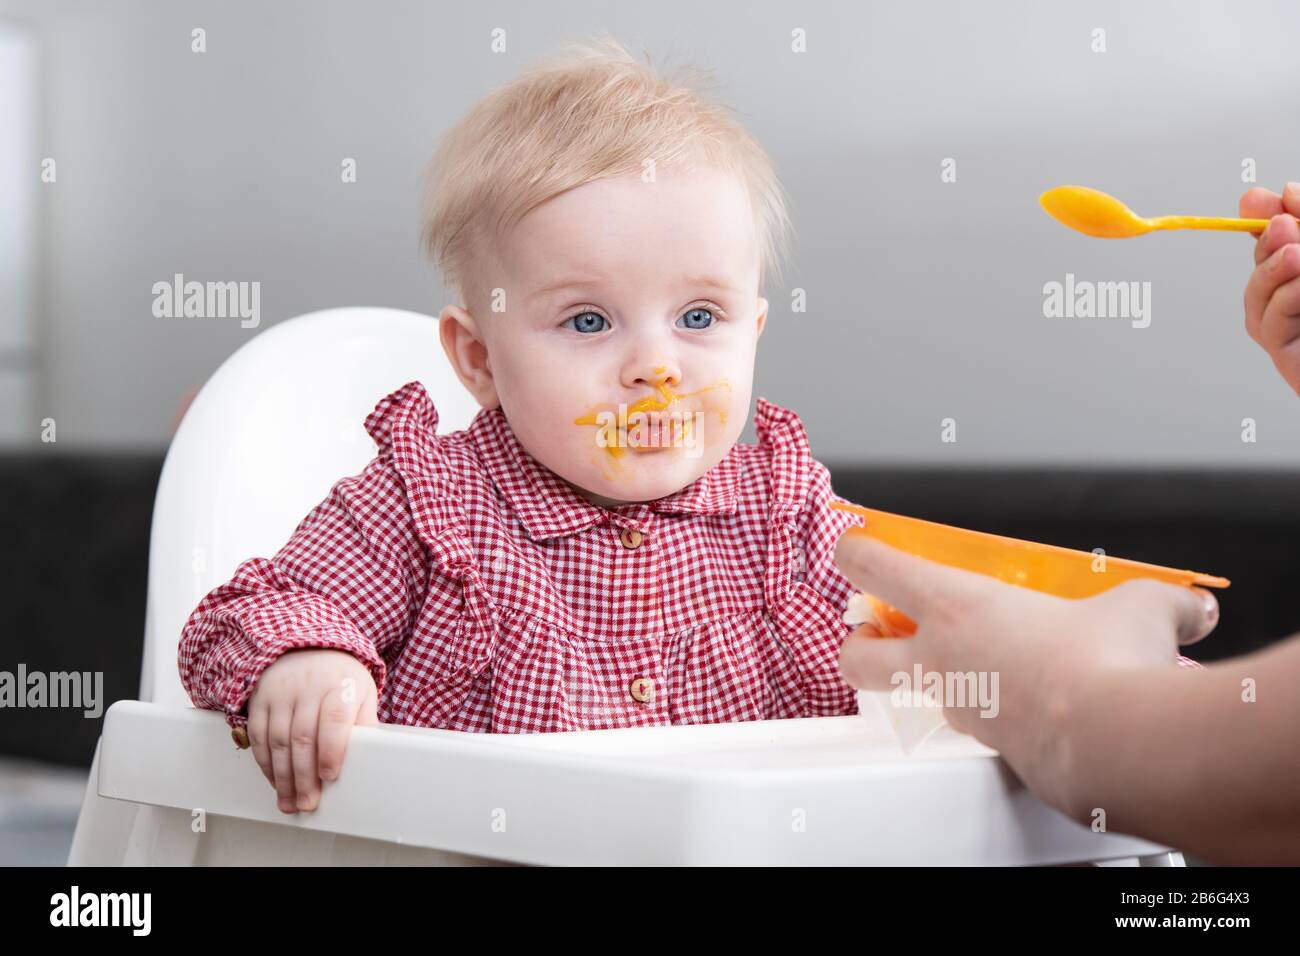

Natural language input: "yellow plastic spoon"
[1040,185,1275,238]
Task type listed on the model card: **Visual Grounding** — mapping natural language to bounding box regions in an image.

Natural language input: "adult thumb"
[1100,580,1219,647]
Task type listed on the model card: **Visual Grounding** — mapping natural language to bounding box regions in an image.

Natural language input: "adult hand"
[1241,183,1300,393]
[833,531,1218,815]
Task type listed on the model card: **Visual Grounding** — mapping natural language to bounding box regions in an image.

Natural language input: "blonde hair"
[421,36,792,303]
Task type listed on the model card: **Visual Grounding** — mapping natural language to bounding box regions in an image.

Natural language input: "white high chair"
[68,306,1185,866]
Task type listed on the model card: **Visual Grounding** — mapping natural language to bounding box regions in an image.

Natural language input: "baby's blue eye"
[563,311,609,334]
[677,307,715,330]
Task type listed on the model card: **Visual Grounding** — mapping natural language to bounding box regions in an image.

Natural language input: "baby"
[177,39,876,814]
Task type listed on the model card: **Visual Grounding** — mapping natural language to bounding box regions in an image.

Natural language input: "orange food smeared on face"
[574,371,731,474]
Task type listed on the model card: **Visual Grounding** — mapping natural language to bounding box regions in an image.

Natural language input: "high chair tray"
[95,700,1172,866]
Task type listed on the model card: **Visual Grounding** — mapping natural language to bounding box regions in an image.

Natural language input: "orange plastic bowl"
[831,502,1229,636]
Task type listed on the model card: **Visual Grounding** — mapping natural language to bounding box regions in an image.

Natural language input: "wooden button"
[619,527,644,549]
[231,725,250,749]
[629,676,655,703]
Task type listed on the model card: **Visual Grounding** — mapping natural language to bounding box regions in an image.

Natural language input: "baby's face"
[462,166,768,506]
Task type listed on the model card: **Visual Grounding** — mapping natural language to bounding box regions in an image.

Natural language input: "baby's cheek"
[694,379,739,446]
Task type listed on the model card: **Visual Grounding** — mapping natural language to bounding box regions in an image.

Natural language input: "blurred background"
[2,0,1299,863]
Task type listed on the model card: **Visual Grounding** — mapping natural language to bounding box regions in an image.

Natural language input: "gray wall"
[4,0,1300,463]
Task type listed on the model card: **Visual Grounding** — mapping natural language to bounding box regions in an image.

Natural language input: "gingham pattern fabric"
[178,381,867,733]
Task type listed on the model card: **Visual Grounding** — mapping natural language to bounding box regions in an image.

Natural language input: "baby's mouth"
[579,408,695,454]
[574,378,730,458]
[619,411,692,452]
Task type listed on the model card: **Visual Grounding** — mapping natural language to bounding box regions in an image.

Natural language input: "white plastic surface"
[93,701,1175,867]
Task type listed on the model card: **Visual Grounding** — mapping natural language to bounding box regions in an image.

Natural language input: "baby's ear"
[755,297,769,338]
[439,305,499,408]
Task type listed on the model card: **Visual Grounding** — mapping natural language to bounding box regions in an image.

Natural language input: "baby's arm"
[179,452,428,813]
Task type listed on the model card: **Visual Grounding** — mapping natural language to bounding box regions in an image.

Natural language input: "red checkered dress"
[178,381,867,734]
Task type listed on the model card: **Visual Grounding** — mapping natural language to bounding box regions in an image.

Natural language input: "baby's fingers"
[290,697,322,812]
[316,682,369,783]
[246,702,274,788]
[267,704,298,814]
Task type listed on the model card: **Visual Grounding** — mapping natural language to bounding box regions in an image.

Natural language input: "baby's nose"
[630,364,680,389]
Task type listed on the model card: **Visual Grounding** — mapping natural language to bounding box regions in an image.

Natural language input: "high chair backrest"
[139,307,480,707]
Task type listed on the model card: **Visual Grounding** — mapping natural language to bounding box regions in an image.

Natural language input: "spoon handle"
[1151,215,1274,233]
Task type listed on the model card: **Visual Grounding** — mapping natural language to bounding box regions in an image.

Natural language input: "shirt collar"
[650,450,741,517]
[469,406,740,542]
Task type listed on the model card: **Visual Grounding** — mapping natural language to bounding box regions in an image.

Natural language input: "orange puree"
[575,371,730,466]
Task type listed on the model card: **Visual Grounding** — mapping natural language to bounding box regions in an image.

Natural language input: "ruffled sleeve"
[363,382,467,563]
[753,398,863,717]
[178,381,445,729]
[364,382,500,725]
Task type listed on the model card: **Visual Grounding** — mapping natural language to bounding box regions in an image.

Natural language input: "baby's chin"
[566,449,717,507]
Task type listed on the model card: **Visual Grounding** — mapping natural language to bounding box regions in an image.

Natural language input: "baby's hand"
[245,648,379,814]
[1241,183,1300,393]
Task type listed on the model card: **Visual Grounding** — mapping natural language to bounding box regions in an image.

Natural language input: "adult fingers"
[1180,588,1220,646]
[1253,211,1299,266]
[1244,241,1300,342]
[1096,580,1219,648]
[1256,257,1300,353]
[838,624,930,691]
[1259,253,1300,331]
[1240,186,1282,229]
[1283,182,1300,219]
[833,530,980,624]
